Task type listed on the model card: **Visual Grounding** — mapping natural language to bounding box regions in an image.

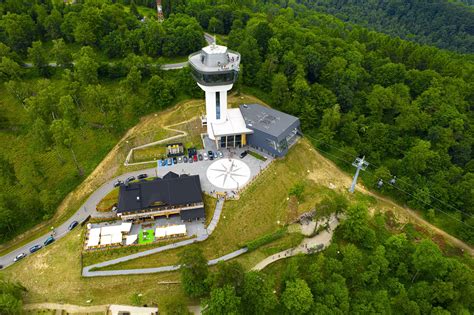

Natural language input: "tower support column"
[198,83,232,140]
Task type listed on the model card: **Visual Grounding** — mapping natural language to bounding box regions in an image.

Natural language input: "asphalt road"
[1,32,240,269]
[0,167,157,269]
[1,154,229,270]
[23,33,215,71]
[24,61,189,70]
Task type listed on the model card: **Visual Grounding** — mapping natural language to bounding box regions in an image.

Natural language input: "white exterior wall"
[197,82,233,140]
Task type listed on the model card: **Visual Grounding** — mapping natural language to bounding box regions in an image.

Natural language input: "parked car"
[113,180,123,187]
[178,157,183,163]
[173,157,177,164]
[68,220,79,230]
[183,156,188,163]
[161,159,167,166]
[44,236,55,246]
[240,150,248,158]
[167,158,173,165]
[137,173,148,180]
[203,152,208,160]
[188,148,197,158]
[208,151,214,160]
[127,176,136,182]
[14,253,27,262]
[189,156,193,163]
[198,154,203,161]
[217,151,223,158]
[112,206,117,212]
[193,155,198,162]
[29,244,42,253]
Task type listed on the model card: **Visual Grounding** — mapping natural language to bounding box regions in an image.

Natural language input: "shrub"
[245,228,287,252]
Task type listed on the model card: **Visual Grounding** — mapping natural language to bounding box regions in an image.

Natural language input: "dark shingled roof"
[117,172,203,214]
[239,104,299,138]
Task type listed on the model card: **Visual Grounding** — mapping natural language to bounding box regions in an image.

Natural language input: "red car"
[193,154,198,162]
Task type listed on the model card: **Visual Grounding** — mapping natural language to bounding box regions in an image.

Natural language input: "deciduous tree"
[179,246,209,298]
[202,285,241,315]
[50,119,83,176]
[281,279,313,315]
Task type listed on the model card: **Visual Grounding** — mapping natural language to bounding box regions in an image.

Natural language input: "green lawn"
[94,140,338,271]
[23,310,58,315]
[131,146,168,163]
[5,129,466,307]
[129,117,205,163]
[0,89,201,255]
[3,229,186,308]
[83,194,216,267]
[139,229,155,245]
[96,188,119,212]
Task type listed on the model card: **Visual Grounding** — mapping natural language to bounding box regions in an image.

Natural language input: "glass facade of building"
[216,91,220,120]
[190,66,238,86]
[219,134,243,148]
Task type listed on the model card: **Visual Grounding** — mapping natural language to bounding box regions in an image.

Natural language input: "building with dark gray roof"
[239,104,301,157]
[117,172,205,221]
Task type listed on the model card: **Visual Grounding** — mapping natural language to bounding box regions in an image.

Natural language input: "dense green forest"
[297,0,474,54]
[176,201,474,314]
[165,0,474,243]
[0,0,202,242]
[1,0,473,313]
[0,0,473,244]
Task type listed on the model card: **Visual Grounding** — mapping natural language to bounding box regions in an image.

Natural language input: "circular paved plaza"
[206,158,251,190]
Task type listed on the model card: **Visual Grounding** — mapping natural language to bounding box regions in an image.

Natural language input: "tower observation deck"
[189,43,243,140]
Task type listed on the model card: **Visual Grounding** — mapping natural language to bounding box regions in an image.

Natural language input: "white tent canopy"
[155,227,167,238]
[155,225,187,238]
[100,234,112,246]
[87,228,101,247]
[120,222,132,233]
[86,222,132,248]
[167,224,187,236]
[125,234,138,245]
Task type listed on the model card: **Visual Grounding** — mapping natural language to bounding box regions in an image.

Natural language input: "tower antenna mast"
[156,0,164,22]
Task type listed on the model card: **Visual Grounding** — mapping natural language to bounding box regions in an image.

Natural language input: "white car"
[14,253,27,262]
[203,152,208,160]
[217,151,223,158]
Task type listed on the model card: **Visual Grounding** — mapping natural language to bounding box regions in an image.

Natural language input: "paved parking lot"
[157,143,273,198]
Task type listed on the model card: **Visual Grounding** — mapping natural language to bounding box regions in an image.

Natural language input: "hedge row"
[245,228,287,252]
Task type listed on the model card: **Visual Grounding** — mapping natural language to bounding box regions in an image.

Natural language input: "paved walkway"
[83,197,233,277]
[24,303,108,313]
[24,303,159,314]
[252,215,340,271]
[83,237,201,276]
[123,115,195,167]
[206,198,224,235]
[0,131,271,268]
[84,247,248,277]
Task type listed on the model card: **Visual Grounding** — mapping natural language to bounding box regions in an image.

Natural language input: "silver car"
[14,253,27,262]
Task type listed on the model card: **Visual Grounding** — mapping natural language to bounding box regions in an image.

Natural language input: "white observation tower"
[189,41,244,141]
